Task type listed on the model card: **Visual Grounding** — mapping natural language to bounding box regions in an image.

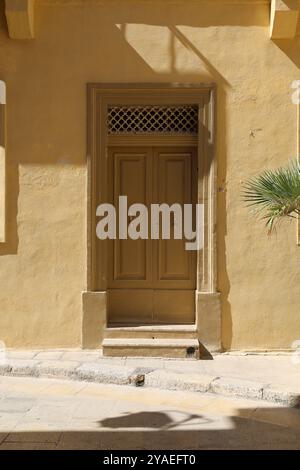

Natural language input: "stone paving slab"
[0,351,299,407]
[34,351,65,361]
[74,362,136,385]
[210,377,265,401]
[145,370,218,393]
[36,361,82,379]
[0,442,58,450]
[4,431,61,444]
[263,385,300,407]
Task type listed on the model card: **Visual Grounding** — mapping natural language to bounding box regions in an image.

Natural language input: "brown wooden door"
[107,146,197,324]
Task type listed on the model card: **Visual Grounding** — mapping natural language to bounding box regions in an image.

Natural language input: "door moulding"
[0,81,6,243]
[84,83,221,352]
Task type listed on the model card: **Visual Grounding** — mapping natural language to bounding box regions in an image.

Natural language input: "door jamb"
[83,83,221,352]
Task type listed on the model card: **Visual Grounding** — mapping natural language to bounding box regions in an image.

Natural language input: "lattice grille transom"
[107,105,198,135]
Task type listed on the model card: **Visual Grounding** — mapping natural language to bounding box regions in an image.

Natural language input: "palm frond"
[243,160,300,233]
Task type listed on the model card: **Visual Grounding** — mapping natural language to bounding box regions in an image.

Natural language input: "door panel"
[153,149,196,289]
[154,290,195,324]
[108,289,153,324]
[107,146,197,325]
[108,148,152,288]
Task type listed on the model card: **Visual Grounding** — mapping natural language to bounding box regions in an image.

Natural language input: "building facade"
[0,0,299,356]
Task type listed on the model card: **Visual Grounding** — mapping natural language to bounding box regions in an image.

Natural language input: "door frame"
[84,83,221,350]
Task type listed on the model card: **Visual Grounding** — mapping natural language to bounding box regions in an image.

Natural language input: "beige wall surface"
[0,0,299,350]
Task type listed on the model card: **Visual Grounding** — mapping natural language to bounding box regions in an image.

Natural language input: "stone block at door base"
[197,292,221,353]
[82,291,106,349]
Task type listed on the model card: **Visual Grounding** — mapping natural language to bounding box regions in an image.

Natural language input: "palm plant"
[243,160,300,233]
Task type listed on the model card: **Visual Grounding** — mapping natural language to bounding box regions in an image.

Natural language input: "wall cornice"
[5,0,35,39]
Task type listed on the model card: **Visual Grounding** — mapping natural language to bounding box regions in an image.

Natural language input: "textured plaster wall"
[0,0,299,349]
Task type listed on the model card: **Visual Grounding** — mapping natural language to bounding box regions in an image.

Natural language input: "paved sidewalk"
[0,350,300,407]
[0,376,300,449]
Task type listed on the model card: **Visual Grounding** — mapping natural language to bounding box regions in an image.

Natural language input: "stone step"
[105,324,198,340]
[102,338,200,359]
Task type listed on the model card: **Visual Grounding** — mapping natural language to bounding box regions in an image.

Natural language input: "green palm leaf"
[243,160,300,233]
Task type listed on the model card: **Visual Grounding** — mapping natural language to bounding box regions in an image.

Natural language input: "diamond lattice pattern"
[107,105,198,135]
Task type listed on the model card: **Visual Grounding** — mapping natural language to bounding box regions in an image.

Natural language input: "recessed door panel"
[108,289,153,324]
[154,290,195,324]
[108,148,152,287]
[153,149,196,288]
[107,146,197,325]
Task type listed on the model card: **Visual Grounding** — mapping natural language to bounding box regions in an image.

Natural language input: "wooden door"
[107,146,197,324]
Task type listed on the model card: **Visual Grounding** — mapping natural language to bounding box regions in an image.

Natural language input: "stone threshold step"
[105,324,198,340]
[102,338,200,359]
[106,324,197,332]
[103,338,199,347]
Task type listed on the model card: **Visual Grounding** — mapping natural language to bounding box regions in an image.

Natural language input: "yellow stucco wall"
[0,0,299,350]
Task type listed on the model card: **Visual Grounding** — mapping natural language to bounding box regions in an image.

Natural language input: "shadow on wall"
[273,36,300,70]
